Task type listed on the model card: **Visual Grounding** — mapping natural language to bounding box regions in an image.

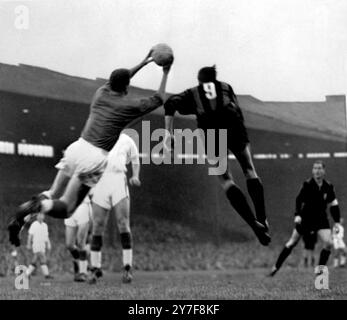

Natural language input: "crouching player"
[65,193,93,282]
[26,213,53,279]
[332,219,346,268]
[89,132,140,284]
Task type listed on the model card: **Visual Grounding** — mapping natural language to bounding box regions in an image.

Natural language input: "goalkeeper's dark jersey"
[82,83,163,152]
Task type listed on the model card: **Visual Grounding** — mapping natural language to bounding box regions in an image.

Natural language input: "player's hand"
[294,216,302,225]
[143,49,154,65]
[129,176,141,187]
[163,62,172,74]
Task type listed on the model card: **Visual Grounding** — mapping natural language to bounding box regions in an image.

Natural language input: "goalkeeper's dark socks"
[15,193,49,222]
[318,249,331,266]
[226,184,257,228]
[41,200,69,219]
[246,178,267,225]
[275,246,293,270]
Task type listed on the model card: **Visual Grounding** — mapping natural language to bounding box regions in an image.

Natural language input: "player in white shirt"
[64,192,93,282]
[332,218,346,268]
[26,213,53,279]
[89,132,140,284]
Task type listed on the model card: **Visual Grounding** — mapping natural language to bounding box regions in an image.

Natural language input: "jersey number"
[203,82,217,100]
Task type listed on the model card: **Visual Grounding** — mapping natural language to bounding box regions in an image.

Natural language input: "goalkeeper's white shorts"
[55,138,108,187]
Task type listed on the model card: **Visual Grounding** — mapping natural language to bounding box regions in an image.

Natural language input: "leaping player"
[8,50,171,248]
[163,65,270,246]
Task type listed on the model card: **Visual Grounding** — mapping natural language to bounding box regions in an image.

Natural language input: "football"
[151,43,174,66]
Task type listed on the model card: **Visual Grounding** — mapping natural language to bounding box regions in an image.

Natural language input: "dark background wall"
[1,90,346,243]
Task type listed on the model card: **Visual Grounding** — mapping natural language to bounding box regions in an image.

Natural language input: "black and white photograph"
[0,0,346,304]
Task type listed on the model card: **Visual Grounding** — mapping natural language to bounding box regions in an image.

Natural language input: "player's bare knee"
[66,241,75,251]
[286,238,299,248]
[118,223,130,234]
[244,169,258,180]
[117,218,130,234]
[218,174,235,191]
[92,221,104,236]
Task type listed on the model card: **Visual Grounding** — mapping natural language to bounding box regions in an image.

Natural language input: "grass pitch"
[0,268,346,300]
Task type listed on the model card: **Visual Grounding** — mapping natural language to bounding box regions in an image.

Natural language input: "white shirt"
[28,221,49,253]
[106,133,139,173]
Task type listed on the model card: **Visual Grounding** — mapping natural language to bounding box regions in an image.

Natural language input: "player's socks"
[90,235,103,269]
[340,255,346,266]
[226,185,270,245]
[275,246,293,270]
[226,185,257,227]
[26,264,35,277]
[120,232,133,268]
[246,178,267,227]
[69,248,80,274]
[79,250,88,275]
[304,257,308,268]
[318,248,331,266]
[15,193,50,222]
[41,199,69,219]
[90,252,102,268]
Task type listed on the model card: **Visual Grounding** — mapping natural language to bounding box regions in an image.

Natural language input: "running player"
[269,160,342,276]
[88,132,140,284]
[65,193,93,282]
[8,50,171,247]
[26,213,53,279]
[163,65,270,245]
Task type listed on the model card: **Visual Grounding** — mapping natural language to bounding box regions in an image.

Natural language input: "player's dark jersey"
[165,81,242,128]
[295,178,337,230]
[164,81,249,152]
[81,83,163,152]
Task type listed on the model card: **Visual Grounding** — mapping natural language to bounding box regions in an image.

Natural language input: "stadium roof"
[0,63,346,142]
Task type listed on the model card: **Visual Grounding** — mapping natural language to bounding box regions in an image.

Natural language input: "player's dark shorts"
[302,231,317,250]
[295,218,330,238]
[200,106,250,156]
